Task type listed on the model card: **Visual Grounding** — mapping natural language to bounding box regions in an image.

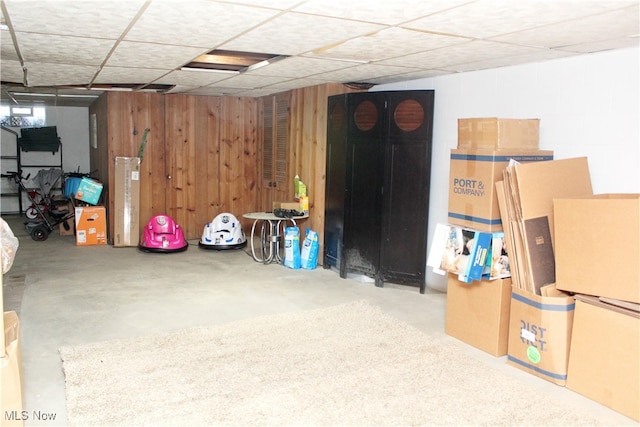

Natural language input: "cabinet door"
[380,91,434,291]
[342,92,386,278]
[260,93,289,210]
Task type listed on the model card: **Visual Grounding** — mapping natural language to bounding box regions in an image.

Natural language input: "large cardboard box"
[75,206,107,246]
[445,274,512,356]
[567,296,639,421]
[448,149,553,232]
[458,118,540,150]
[555,194,640,304]
[507,285,574,385]
[114,157,141,247]
[1,311,24,427]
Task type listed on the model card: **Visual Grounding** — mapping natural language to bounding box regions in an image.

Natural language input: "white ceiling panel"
[247,56,355,78]
[221,12,385,55]
[106,41,207,69]
[490,5,640,49]
[124,0,281,48]
[0,0,637,105]
[3,0,146,38]
[93,67,170,85]
[0,30,19,61]
[15,33,115,66]
[155,69,241,87]
[308,27,470,62]
[404,1,637,39]
[22,62,98,86]
[292,0,469,26]
[376,40,547,69]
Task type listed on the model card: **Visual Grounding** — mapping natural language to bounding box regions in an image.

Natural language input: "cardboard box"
[555,194,640,304]
[1,311,24,427]
[428,223,511,283]
[74,177,103,205]
[567,295,639,421]
[507,285,574,385]
[445,274,512,356]
[272,201,300,211]
[114,157,141,247]
[75,206,107,246]
[458,118,540,150]
[448,149,553,232]
[498,157,593,294]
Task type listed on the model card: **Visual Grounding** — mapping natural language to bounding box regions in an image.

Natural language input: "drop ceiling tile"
[221,12,384,55]
[316,63,423,83]
[221,0,301,9]
[247,56,355,78]
[235,88,287,97]
[292,0,469,25]
[22,62,98,86]
[93,67,170,85]
[451,49,578,73]
[376,40,544,69]
[155,69,239,86]
[3,0,145,38]
[15,33,114,65]
[263,77,332,91]
[106,41,207,69]
[186,86,244,97]
[307,27,469,62]
[1,30,19,61]
[490,6,640,49]
[209,74,291,89]
[405,0,637,39]
[0,59,24,83]
[125,0,280,48]
[560,38,639,54]
[365,69,450,85]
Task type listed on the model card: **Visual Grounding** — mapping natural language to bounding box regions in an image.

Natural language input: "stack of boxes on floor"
[429,118,639,422]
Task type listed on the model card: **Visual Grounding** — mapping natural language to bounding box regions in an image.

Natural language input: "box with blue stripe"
[507,285,574,386]
[447,149,553,232]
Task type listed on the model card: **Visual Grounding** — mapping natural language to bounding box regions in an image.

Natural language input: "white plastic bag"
[1,217,19,274]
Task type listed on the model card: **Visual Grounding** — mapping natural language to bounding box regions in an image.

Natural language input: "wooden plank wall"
[288,83,363,262]
[94,84,361,247]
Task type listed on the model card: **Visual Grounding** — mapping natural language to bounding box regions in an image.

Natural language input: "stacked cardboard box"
[441,118,549,357]
[553,193,640,421]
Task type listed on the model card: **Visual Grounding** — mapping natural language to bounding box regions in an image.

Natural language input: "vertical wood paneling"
[286,83,363,263]
[219,96,259,231]
[103,92,165,244]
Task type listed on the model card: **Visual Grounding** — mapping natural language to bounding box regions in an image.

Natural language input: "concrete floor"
[1,213,636,426]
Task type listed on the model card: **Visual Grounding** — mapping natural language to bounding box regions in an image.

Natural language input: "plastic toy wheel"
[30,225,50,241]
[25,207,39,219]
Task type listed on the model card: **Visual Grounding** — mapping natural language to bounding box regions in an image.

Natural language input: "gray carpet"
[59,300,601,426]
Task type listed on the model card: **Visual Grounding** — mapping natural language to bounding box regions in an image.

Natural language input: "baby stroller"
[139,214,188,253]
[1,170,74,241]
[199,212,247,250]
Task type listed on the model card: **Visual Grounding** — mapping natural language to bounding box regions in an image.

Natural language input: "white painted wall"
[374,47,640,291]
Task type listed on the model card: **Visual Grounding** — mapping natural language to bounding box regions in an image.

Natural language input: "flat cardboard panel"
[75,206,107,246]
[507,286,574,385]
[555,194,640,304]
[114,157,141,247]
[448,149,553,232]
[445,274,512,356]
[457,118,540,150]
[567,296,640,421]
[1,311,24,427]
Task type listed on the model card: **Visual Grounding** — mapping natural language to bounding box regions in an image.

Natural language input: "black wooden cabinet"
[323,90,434,293]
